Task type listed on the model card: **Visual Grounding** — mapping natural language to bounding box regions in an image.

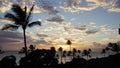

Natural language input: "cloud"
[26,32,52,45]
[0,0,59,14]
[85,29,98,35]
[108,0,120,12]
[60,0,98,12]
[85,0,119,12]
[100,25,117,35]
[101,35,120,44]
[46,15,64,24]
[61,0,119,12]
[0,0,119,13]
[74,25,87,31]
[87,0,116,7]
[0,30,51,51]
[39,2,59,14]
[60,0,81,12]
[36,33,48,37]
[32,39,50,45]
[0,0,12,13]
[0,30,23,40]
[0,18,14,23]
[77,5,98,11]
[92,42,101,47]
[0,30,23,50]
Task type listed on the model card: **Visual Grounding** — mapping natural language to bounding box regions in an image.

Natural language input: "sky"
[0,0,120,52]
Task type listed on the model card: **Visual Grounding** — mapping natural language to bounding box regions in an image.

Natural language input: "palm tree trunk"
[70,45,72,60]
[65,56,66,63]
[61,52,62,64]
[70,45,71,52]
[23,29,28,57]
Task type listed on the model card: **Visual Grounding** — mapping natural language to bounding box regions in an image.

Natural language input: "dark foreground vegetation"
[0,48,120,68]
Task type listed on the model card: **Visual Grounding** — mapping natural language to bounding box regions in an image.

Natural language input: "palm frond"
[11,4,26,22]
[5,13,18,21]
[1,24,19,30]
[5,13,22,25]
[26,5,34,23]
[28,21,41,27]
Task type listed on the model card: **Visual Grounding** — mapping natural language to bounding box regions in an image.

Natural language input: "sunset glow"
[0,0,120,52]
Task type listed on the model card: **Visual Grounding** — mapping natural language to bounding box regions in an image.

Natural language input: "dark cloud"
[36,33,48,37]
[0,30,23,45]
[92,42,101,46]
[46,15,64,24]
[112,0,120,9]
[33,39,50,45]
[85,30,98,35]
[0,30,23,39]
[0,30,51,50]
[74,25,87,31]
[108,0,120,12]
[39,2,59,14]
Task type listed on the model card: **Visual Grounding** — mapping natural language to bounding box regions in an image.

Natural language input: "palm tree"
[112,43,120,54]
[66,40,72,60]
[101,49,106,57]
[50,47,56,57]
[77,50,81,57]
[73,48,77,58]
[67,50,72,61]
[66,40,72,51]
[63,50,67,63]
[108,43,120,54]
[1,4,41,57]
[105,47,110,55]
[58,47,63,64]
[29,44,35,52]
[82,49,91,60]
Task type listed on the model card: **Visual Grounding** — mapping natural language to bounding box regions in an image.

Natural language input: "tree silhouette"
[19,47,26,53]
[67,50,72,61]
[107,42,120,54]
[29,44,35,52]
[82,49,92,60]
[50,47,56,57]
[77,50,81,57]
[105,47,110,55]
[66,40,72,60]
[63,50,67,63]
[73,48,77,58]
[58,47,63,64]
[1,4,41,57]
[66,40,72,51]
[101,49,106,57]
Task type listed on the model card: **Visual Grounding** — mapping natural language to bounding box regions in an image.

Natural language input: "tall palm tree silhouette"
[1,4,41,57]
[77,50,81,57]
[66,40,72,60]
[63,50,67,63]
[73,48,77,58]
[58,47,63,64]
[66,40,72,52]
